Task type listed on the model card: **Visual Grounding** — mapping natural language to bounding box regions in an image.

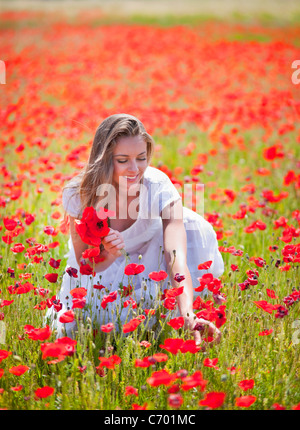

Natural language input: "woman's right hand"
[101,229,125,257]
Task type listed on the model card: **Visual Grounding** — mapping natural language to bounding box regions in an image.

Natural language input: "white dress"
[46,166,224,337]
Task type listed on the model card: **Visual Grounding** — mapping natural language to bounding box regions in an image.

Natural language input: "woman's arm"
[69,217,124,273]
[162,200,194,315]
[69,216,89,266]
[162,199,221,345]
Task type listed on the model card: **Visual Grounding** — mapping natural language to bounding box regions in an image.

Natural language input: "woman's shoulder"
[62,183,82,218]
[143,165,172,185]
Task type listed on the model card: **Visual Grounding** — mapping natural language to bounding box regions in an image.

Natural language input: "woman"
[47,113,224,345]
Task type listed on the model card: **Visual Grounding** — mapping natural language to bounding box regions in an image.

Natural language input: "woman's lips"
[123,174,139,182]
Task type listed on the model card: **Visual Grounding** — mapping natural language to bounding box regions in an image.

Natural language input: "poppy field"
[0,5,300,411]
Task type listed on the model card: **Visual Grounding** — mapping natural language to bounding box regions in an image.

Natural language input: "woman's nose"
[127,161,138,173]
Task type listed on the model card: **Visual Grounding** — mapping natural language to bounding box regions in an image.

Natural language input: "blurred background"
[1,0,300,21]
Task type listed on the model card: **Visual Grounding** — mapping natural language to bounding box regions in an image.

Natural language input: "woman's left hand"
[183,313,221,347]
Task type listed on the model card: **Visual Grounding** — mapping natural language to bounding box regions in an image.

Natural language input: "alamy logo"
[0,60,6,84]
[291,60,300,85]
[0,321,6,344]
[95,180,205,230]
[292,319,300,345]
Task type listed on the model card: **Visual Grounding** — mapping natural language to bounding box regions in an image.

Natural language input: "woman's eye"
[117,158,146,164]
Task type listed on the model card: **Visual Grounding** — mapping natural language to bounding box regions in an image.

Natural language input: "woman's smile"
[112,135,148,190]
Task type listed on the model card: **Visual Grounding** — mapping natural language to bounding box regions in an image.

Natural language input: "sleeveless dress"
[46,166,224,337]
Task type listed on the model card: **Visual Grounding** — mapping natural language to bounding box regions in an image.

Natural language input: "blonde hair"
[63,114,155,219]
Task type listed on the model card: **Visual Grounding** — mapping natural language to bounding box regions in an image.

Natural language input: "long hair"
[63,114,155,218]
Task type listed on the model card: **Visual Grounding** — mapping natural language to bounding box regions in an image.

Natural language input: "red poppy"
[123,297,137,309]
[258,329,273,336]
[167,317,184,330]
[273,216,288,229]
[263,144,284,161]
[43,226,58,236]
[274,305,288,318]
[10,385,23,392]
[252,257,266,268]
[79,262,95,276]
[46,296,62,312]
[70,287,87,299]
[164,286,184,298]
[195,273,222,294]
[66,267,78,278]
[2,235,14,245]
[238,379,255,391]
[174,273,185,282]
[101,323,114,333]
[8,281,35,295]
[198,260,213,270]
[123,317,143,333]
[82,247,103,264]
[283,290,300,307]
[124,263,145,276]
[203,357,219,369]
[148,270,168,282]
[132,403,148,410]
[48,258,61,269]
[168,394,183,408]
[41,337,77,360]
[9,365,30,376]
[167,383,180,394]
[253,300,276,314]
[93,283,105,290]
[181,371,207,391]
[134,357,152,368]
[101,291,118,309]
[44,273,58,283]
[3,217,18,231]
[179,339,202,354]
[144,308,155,316]
[266,288,278,299]
[163,296,177,310]
[10,243,25,253]
[147,369,177,387]
[152,353,168,362]
[82,247,100,259]
[75,206,110,247]
[34,301,47,310]
[272,403,286,410]
[139,340,151,348]
[72,297,86,309]
[199,392,226,409]
[119,284,133,297]
[97,354,121,370]
[227,366,241,375]
[125,386,138,396]
[24,325,52,341]
[59,310,75,323]
[215,305,227,328]
[235,395,256,407]
[159,338,184,355]
[35,386,55,399]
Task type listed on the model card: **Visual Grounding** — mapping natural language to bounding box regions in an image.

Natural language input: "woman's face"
[112,135,148,192]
